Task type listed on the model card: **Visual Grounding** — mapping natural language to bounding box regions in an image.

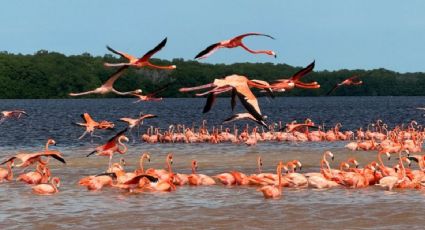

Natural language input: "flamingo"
[32,177,60,195]
[269,61,320,91]
[132,84,168,103]
[146,153,174,182]
[104,38,176,70]
[79,174,115,191]
[73,113,114,140]
[187,160,216,186]
[180,75,274,127]
[223,113,268,129]
[1,151,65,168]
[245,127,258,146]
[17,163,50,184]
[0,160,14,182]
[119,113,157,138]
[134,152,151,175]
[195,33,276,59]
[326,75,363,95]
[258,161,283,199]
[69,66,142,96]
[86,129,129,171]
[0,110,28,124]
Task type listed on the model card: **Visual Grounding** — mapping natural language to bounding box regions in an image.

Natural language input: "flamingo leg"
[78,131,88,140]
[179,83,215,92]
[108,154,113,172]
[195,86,232,97]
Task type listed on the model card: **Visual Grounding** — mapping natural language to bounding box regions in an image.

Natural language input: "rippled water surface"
[1,97,425,229]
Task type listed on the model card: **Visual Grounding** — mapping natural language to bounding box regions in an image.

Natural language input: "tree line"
[0,50,424,99]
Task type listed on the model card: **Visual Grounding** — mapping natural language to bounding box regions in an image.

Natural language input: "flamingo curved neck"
[139,158,145,174]
[117,138,128,154]
[7,162,13,180]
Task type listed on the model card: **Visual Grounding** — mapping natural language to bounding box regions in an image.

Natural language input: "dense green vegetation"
[0,50,424,99]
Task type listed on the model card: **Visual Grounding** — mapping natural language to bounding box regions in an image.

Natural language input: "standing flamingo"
[104,38,176,70]
[195,33,276,59]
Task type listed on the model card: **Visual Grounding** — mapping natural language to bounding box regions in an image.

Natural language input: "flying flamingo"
[32,177,60,195]
[223,113,268,129]
[86,129,129,171]
[0,151,66,168]
[258,161,284,199]
[195,33,276,59]
[0,110,28,124]
[73,113,114,140]
[118,113,157,142]
[132,84,169,103]
[104,38,176,70]
[180,74,275,127]
[269,61,320,91]
[326,75,363,95]
[69,66,142,97]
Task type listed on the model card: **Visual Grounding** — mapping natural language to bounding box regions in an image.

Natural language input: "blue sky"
[1,0,424,72]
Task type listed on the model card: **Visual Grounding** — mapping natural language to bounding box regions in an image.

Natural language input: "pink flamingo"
[195,33,276,59]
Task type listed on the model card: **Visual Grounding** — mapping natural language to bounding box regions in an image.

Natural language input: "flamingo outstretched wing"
[235,86,263,122]
[106,46,137,61]
[138,37,168,63]
[103,66,129,88]
[326,84,340,96]
[202,93,217,113]
[194,42,221,59]
[290,61,315,81]
[146,84,169,97]
[233,32,275,41]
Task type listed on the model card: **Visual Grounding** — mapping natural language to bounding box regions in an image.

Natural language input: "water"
[0,97,425,229]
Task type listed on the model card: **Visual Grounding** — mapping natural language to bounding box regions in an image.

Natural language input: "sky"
[0,0,424,73]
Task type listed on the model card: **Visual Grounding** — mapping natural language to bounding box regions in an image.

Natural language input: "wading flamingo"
[195,33,276,59]
[32,177,60,195]
[0,160,14,182]
[134,152,151,175]
[187,160,216,186]
[258,161,283,199]
[105,38,176,70]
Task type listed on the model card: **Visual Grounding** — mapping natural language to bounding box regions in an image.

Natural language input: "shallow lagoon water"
[0,97,425,229]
